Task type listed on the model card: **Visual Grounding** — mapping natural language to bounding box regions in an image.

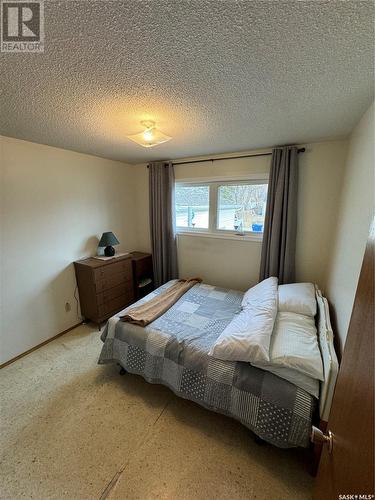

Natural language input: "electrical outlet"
[65,302,71,312]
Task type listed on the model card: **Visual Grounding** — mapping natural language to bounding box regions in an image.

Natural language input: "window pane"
[175,185,209,229]
[217,184,268,232]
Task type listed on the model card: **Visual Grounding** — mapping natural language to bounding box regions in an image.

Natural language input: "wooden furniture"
[74,254,134,327]
[130,252,154,300]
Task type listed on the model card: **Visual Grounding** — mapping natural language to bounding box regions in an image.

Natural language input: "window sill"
[176,231,263,242]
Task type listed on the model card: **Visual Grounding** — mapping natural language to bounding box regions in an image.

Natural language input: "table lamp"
[98,232,120,257]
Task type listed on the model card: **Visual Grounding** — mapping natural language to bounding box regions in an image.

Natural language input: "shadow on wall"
[49,235,100,333]
[43,235,104,337]
[48,264,82,329]
[30,234,101,337]
[80,235,100,257]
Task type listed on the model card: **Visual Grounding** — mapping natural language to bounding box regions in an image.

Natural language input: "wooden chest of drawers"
[74,255,134,327]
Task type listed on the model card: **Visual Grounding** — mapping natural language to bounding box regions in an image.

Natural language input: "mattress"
[99,281,317,448]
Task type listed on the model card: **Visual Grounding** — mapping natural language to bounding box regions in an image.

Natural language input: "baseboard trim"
[0,322,83,369]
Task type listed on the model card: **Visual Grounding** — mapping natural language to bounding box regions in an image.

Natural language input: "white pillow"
[209,277,278,363]
[278,282,316,317]
[241,277,278,309]
[253,311,324,381]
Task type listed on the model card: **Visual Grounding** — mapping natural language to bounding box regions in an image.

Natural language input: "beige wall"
[0,136,137,364]
[134,140,348,291]
[325,103,374,353]
[296,140,348,288]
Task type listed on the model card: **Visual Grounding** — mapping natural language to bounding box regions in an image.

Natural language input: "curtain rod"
[147,148,305,168]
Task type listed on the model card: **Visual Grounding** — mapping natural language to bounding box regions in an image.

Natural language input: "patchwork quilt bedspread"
[99,281,316,448]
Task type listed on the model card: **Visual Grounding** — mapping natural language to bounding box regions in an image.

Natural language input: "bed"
[98,281,338,449]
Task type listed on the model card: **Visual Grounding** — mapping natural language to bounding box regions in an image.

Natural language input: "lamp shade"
[98,232,120,247]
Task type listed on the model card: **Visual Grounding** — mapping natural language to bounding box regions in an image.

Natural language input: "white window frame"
[175,175,269,242]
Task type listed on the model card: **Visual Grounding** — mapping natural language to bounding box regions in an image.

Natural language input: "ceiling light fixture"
[126,120,172,148]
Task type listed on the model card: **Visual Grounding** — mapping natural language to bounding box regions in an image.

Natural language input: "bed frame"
[309,288,339,473]
[315,287,339,423]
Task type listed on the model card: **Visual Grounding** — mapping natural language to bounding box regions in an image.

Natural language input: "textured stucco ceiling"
[1,0,374,164]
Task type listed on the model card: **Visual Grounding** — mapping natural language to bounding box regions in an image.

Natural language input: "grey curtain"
[149,161,178,287]
[259,146,298,284]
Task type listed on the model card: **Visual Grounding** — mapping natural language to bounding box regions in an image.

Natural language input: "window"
[217,183,268,233]
[175,184,209,229]
[175,179,268,238]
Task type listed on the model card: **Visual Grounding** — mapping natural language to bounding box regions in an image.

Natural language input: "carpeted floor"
[0,324,314,499]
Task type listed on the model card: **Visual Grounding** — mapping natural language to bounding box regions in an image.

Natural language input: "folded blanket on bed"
[120,277,202,326]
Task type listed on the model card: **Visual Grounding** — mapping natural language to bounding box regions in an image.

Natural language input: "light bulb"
[143,129,154,142]
[127,121,172,148]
